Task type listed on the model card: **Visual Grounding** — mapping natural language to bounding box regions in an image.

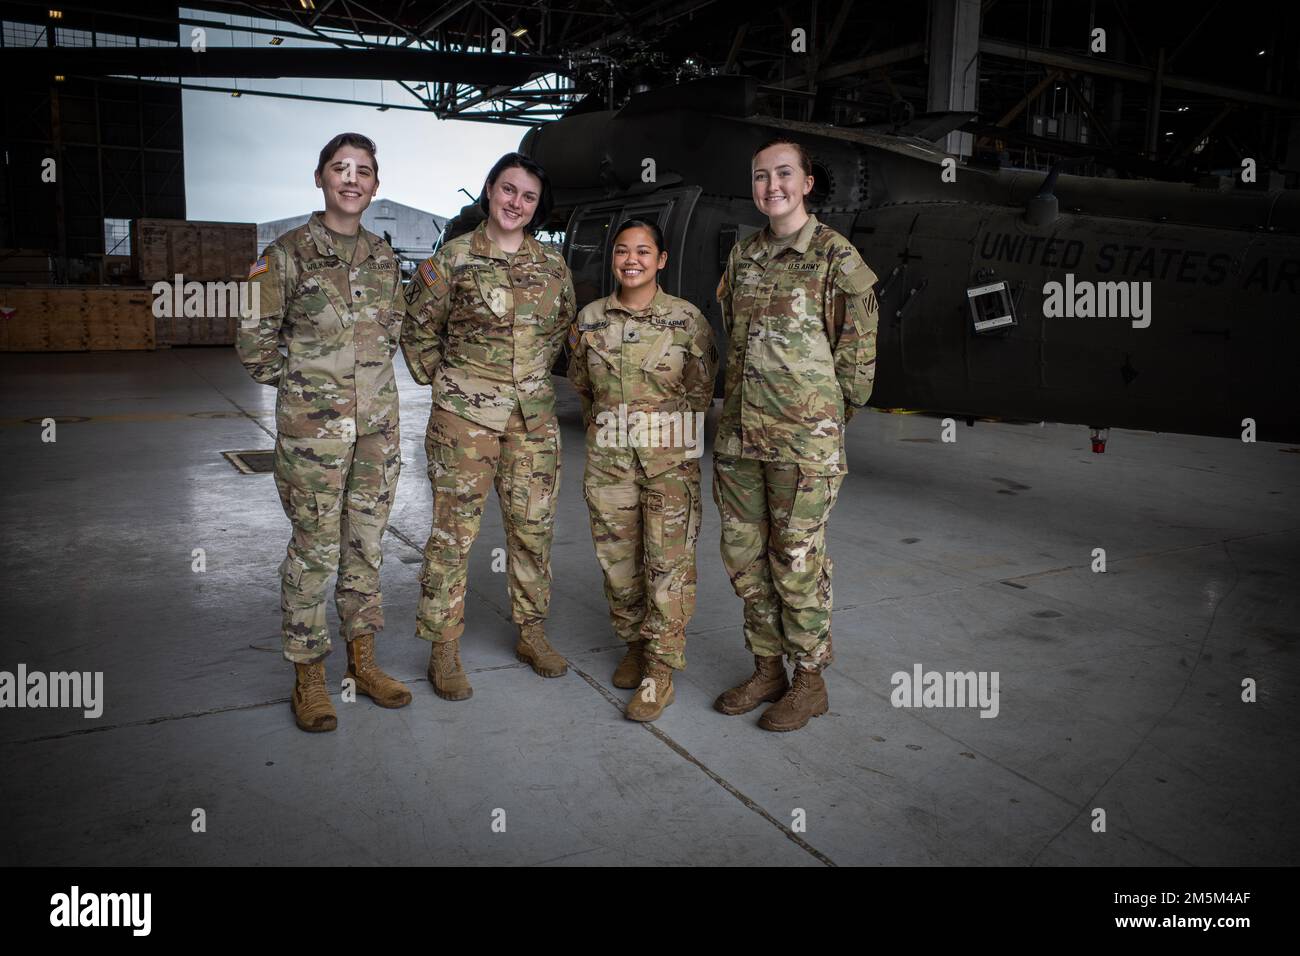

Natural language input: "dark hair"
[753,137,813,177]
[316,132,378,177]
[612,218,667,256]
[479,152,553,234]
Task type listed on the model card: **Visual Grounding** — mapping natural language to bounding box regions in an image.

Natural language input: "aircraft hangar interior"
[0,0,1297,904]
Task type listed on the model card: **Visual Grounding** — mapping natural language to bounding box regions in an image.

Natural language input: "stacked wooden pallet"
[0,249,54,285]
[133,219,256,346]
[0,287,155,351]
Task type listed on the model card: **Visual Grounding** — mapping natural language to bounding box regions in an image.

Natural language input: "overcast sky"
[179,10,530,225]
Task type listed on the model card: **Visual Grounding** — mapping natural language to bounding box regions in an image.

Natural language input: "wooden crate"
[0,248,55,284]
[154,308,237,346]
[132,218,256,282]
[0,286,156,351]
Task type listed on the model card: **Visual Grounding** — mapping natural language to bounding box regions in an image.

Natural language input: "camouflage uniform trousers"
[417,404,560,642]
[274,428,402,663]
[712,454,842,671]
[583,455,701,670]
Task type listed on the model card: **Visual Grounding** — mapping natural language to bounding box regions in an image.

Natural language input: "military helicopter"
[443,75,1300,446]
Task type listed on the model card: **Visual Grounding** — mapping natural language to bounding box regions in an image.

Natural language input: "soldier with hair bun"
[712,137,880,732]
[568,219,718,721]
[402,152,576,700]
[238,132,411,733]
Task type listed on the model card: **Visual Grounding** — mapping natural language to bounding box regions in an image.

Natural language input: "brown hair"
[316,132,378,177]
[753,137,813,176]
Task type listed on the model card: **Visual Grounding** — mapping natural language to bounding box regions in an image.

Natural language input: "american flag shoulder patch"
[418,258,446,295]
[249,256,269,278]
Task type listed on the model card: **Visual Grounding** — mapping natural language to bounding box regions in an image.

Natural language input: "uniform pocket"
[426,442,463,550]
[280,554,307,588]
[475,271,512,319]
[378,306,402,353]
[685,480,700,547]
[787,474,830,531]
[526,445,559,522]
[510,444,559,525]
[274,434,351,531]
[786,466,842,531]
[382,443,402,490]
[644,490,666,561]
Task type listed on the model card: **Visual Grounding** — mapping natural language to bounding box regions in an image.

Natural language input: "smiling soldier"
[237,132,411,732]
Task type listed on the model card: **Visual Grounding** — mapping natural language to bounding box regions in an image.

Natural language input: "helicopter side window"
[966,280,1017,334]
[567,213,616,308]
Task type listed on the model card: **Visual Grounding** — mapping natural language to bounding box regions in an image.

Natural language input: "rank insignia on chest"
[623,327,641,343]
[248,256,269,278]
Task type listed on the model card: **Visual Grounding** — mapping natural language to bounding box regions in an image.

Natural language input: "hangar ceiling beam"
[3,47,567,87]
[980,38,1300,111]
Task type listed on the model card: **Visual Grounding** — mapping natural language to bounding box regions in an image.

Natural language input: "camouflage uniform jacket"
[715,214,879,474]
[568,288,718,477]
[237,211,403,440]
[401,221,576,432]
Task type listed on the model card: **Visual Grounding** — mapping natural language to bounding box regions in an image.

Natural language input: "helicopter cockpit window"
[567,213,616,307]
[966,280,1017,334]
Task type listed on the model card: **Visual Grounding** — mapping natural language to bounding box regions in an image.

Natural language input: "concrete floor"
[0,347,1296,866]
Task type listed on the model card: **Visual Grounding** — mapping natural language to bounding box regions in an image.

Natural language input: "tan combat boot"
[626,656,675,722]
[428,639,472,701]
[515,622,567,677]
[713,654,789,715]
[345,634,412,708]
[612,639,646,689]
[757,667,829,732]
[292,660,337,732]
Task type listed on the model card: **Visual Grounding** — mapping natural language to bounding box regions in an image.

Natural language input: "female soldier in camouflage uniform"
[238,132,412,733]
[401,153,575,700]
[568,220,718,721]
[712,138,880,732]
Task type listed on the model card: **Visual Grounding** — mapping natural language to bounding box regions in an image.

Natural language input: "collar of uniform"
[469,220,548,264]
[306,211,374,264]
[605,286,672,318]
[746,213,821,262]
[307,212,335,257]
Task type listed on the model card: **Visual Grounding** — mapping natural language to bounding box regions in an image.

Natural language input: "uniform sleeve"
[399,252,451,386]
[547,265,577,371]
[683,309,719,414]
[566,319,594,428]
[828,250,879,417]
[716,248,737,339]
[236,244,290,386]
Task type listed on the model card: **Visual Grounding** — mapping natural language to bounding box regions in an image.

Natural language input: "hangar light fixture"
[49,8,63,18]
[511,27,528,38]
[231,91,242,97]
[299,0,316,10]
[270,36,284,45]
